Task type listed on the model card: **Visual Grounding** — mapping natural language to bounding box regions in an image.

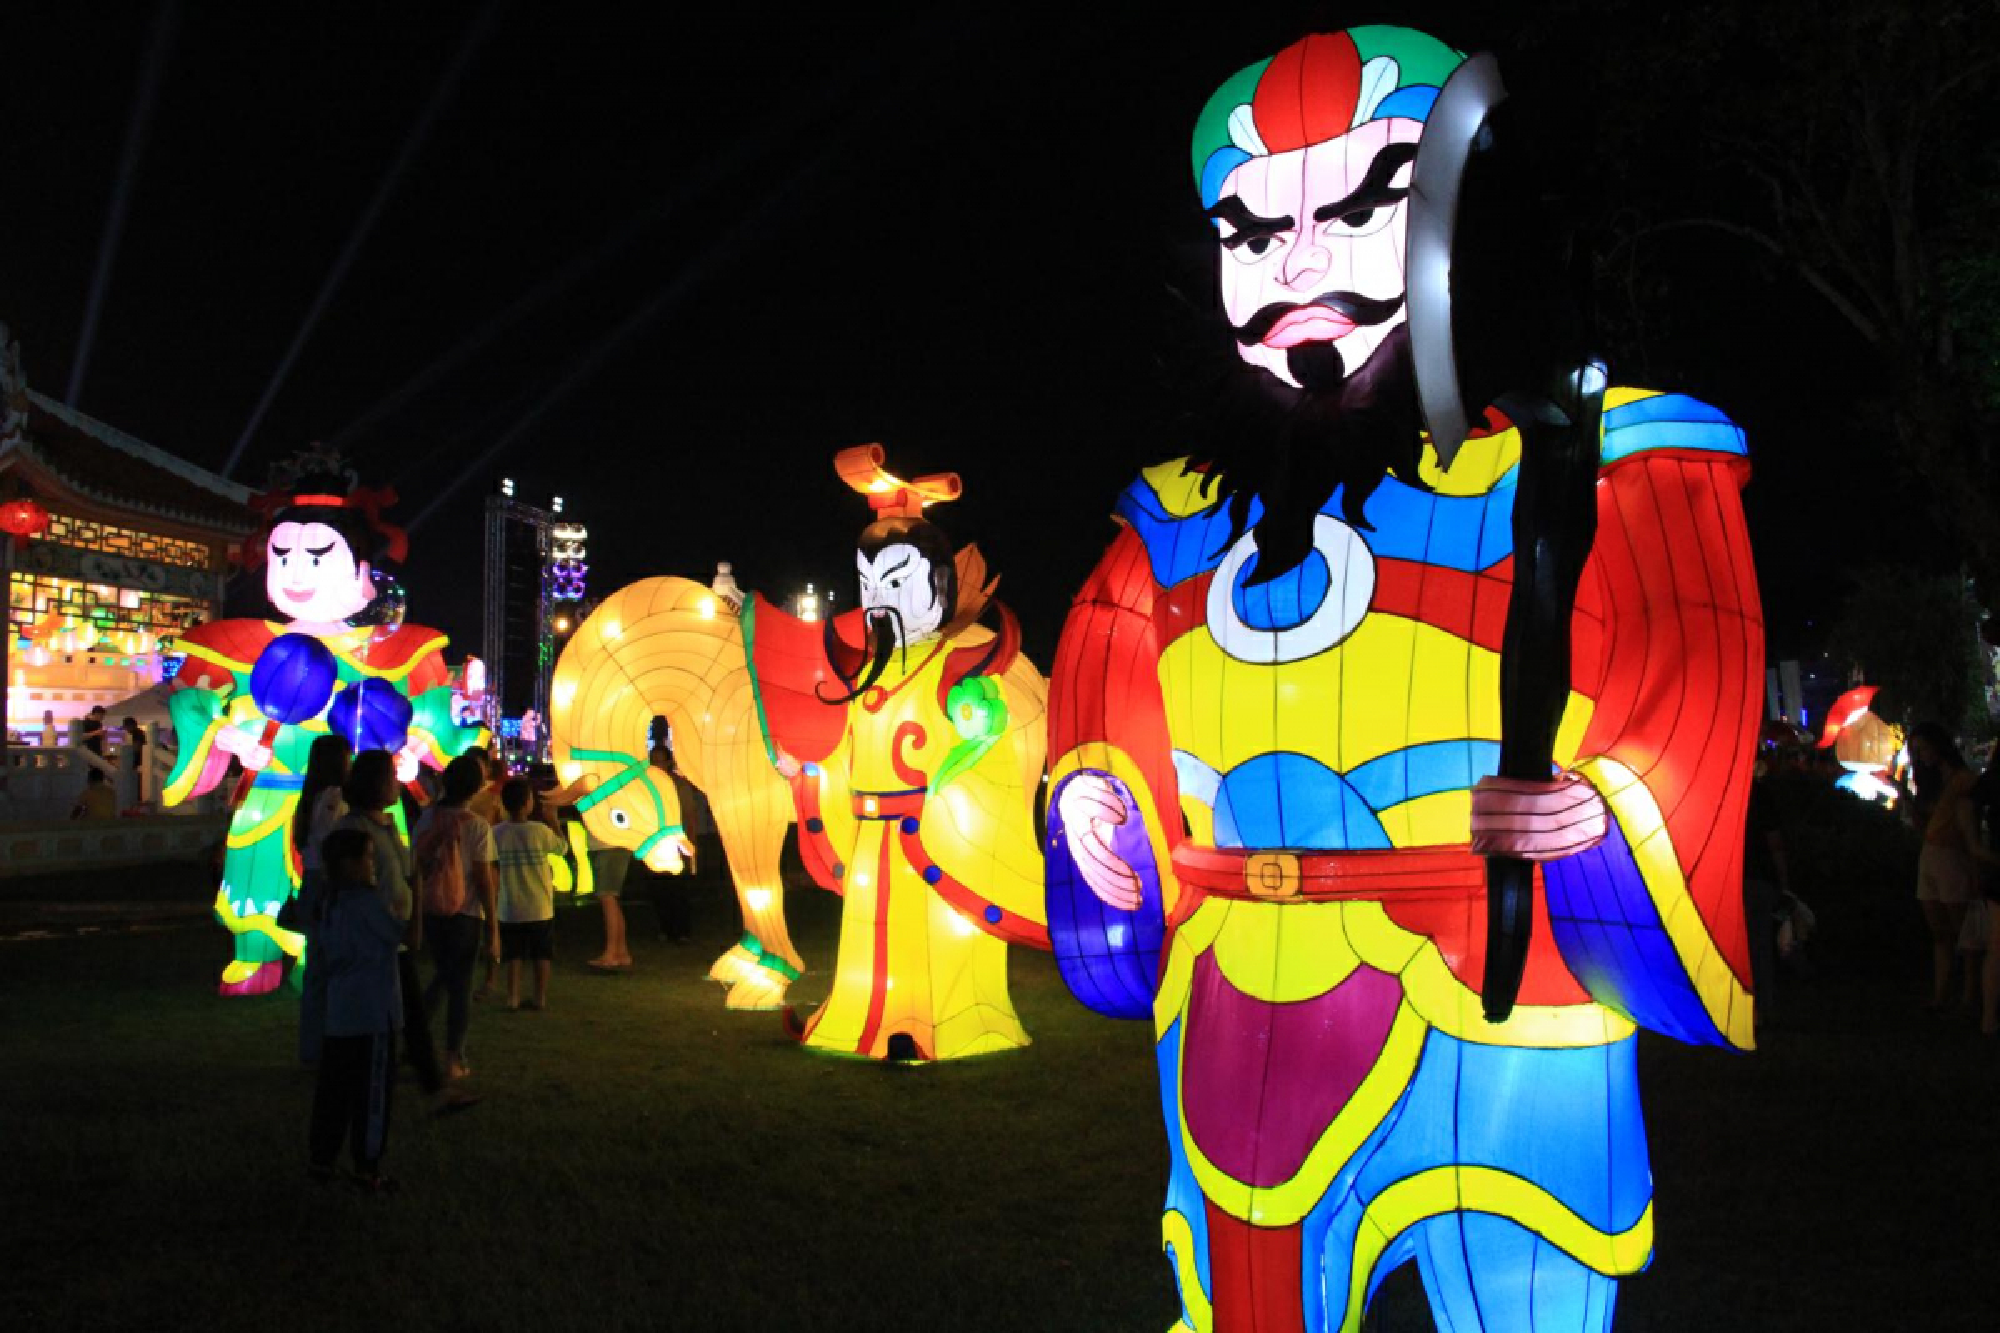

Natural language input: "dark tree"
[1532,0,2000,617]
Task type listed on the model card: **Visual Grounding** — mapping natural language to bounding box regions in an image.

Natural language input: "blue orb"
[327,678,414,754]
[249,634,339,726]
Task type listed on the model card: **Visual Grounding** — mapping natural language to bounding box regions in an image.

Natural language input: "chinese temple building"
[1,324,256,743]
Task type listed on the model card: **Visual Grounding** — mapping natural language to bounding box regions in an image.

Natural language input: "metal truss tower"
[481,482,555,759]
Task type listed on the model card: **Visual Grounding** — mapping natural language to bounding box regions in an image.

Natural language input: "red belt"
[1172,844,1488,903]
[851,788,924,821]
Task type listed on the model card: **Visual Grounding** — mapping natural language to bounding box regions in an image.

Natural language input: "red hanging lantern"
[0,497,50,547]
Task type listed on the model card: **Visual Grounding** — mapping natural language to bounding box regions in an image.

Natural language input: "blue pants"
[309,1031,394,1172]
[423,913,481,1056]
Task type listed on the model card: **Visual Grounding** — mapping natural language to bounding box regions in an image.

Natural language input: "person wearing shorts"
[494,777,563,1011]
[1903,723,1980,1009]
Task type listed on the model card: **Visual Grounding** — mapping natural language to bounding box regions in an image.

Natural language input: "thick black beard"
[1180,323,1426,585]
[818,608,903,705]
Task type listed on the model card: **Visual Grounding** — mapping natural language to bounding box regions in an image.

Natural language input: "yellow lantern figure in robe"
[754,446,1051,1061]
[549,576,805,1008]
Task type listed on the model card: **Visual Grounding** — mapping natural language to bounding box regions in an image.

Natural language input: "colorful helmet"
[1191,27,1467,208]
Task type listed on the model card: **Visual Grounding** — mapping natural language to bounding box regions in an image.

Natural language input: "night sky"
[3,3,1882,671]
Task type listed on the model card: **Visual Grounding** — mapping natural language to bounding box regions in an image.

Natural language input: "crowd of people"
[284,733,707,1192]
[1747,721,2000,1032]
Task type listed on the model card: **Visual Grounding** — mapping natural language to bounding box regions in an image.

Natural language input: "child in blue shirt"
[307,827,409,1190]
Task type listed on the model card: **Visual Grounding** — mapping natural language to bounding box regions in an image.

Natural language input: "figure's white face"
[1211,117,1424,388]
[856,542,943,646]
[266,521,373,625]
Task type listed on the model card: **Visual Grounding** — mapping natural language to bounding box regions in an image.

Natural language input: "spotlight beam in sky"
[327,43,893,461]
[67,0,179,409]
[401,138,853,537]
[222,2,501,478]
[400,13,1017,536]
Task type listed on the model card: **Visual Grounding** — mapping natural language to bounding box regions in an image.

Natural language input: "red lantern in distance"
[0,497,50,547]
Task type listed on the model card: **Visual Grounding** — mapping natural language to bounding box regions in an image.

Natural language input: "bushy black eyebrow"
[1205,195,1295,249]
[271,544,293,557]
[878,554,913,578]
[1311,142,1420,223]
[306,543,335,557]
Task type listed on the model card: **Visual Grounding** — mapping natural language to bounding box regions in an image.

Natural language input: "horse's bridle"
[568,746,685,863]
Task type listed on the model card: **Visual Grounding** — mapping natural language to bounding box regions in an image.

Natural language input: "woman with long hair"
[1904,722,1979,1009]
[335,750,473,1112]
[291,735,351,1064]
[414,754,498,1080]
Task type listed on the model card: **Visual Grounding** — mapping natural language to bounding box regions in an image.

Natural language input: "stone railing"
[1,727,219,822]
[0,811,227,879]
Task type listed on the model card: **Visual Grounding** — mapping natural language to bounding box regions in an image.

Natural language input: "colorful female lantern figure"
[1044,28,1761,1331]
[753,446,1051,1061]
[164,457,486,996]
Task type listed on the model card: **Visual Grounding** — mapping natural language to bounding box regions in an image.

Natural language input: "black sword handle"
[1482,365,1604,1022]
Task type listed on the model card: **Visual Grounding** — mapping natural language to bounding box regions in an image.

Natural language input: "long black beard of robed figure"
[1180,322,1426,586]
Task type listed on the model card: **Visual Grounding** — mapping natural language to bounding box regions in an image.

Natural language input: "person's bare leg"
[592,896,631,968]
[533,959,551,1010]
[605,895,626,960]
[1923,901,1965,1007]
[507,959,522,1010]
[1983,908,2000,1035]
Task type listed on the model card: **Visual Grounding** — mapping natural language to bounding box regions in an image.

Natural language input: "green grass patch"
[3,864,1995,1331]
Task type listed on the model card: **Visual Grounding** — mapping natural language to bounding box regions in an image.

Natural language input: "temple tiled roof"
[4,390,256,536]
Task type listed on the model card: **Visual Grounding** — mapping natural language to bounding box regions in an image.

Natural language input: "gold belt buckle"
[1243,852,1302,900]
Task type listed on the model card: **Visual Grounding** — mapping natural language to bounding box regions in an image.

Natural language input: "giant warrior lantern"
[163,452,487,996]
[1043,27,1761,1332]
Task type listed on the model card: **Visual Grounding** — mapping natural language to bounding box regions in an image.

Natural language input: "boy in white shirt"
[494,778,564,1010]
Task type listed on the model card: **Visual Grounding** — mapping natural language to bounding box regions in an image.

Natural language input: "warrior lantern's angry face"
[266,521,373,626]
[857,541,945,650]
[1194,28,1465,392]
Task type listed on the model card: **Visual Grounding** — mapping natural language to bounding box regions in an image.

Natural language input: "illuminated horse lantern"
[550,577,804,1008]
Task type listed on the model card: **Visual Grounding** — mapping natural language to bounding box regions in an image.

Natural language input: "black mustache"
[1234,292,1406,346]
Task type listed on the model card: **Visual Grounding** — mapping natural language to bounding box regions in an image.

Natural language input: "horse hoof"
[706,946,759,987]
[725,971,790,1012]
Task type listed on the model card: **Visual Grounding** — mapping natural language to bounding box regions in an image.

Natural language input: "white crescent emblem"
[1206,515,1376,665]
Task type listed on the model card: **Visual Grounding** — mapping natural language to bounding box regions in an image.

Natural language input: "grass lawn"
[5,832,1997,1332]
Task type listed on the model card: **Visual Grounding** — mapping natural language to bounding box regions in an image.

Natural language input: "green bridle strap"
[570,747,650,815]
[635,824,687,862]
[569,746,685,864]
